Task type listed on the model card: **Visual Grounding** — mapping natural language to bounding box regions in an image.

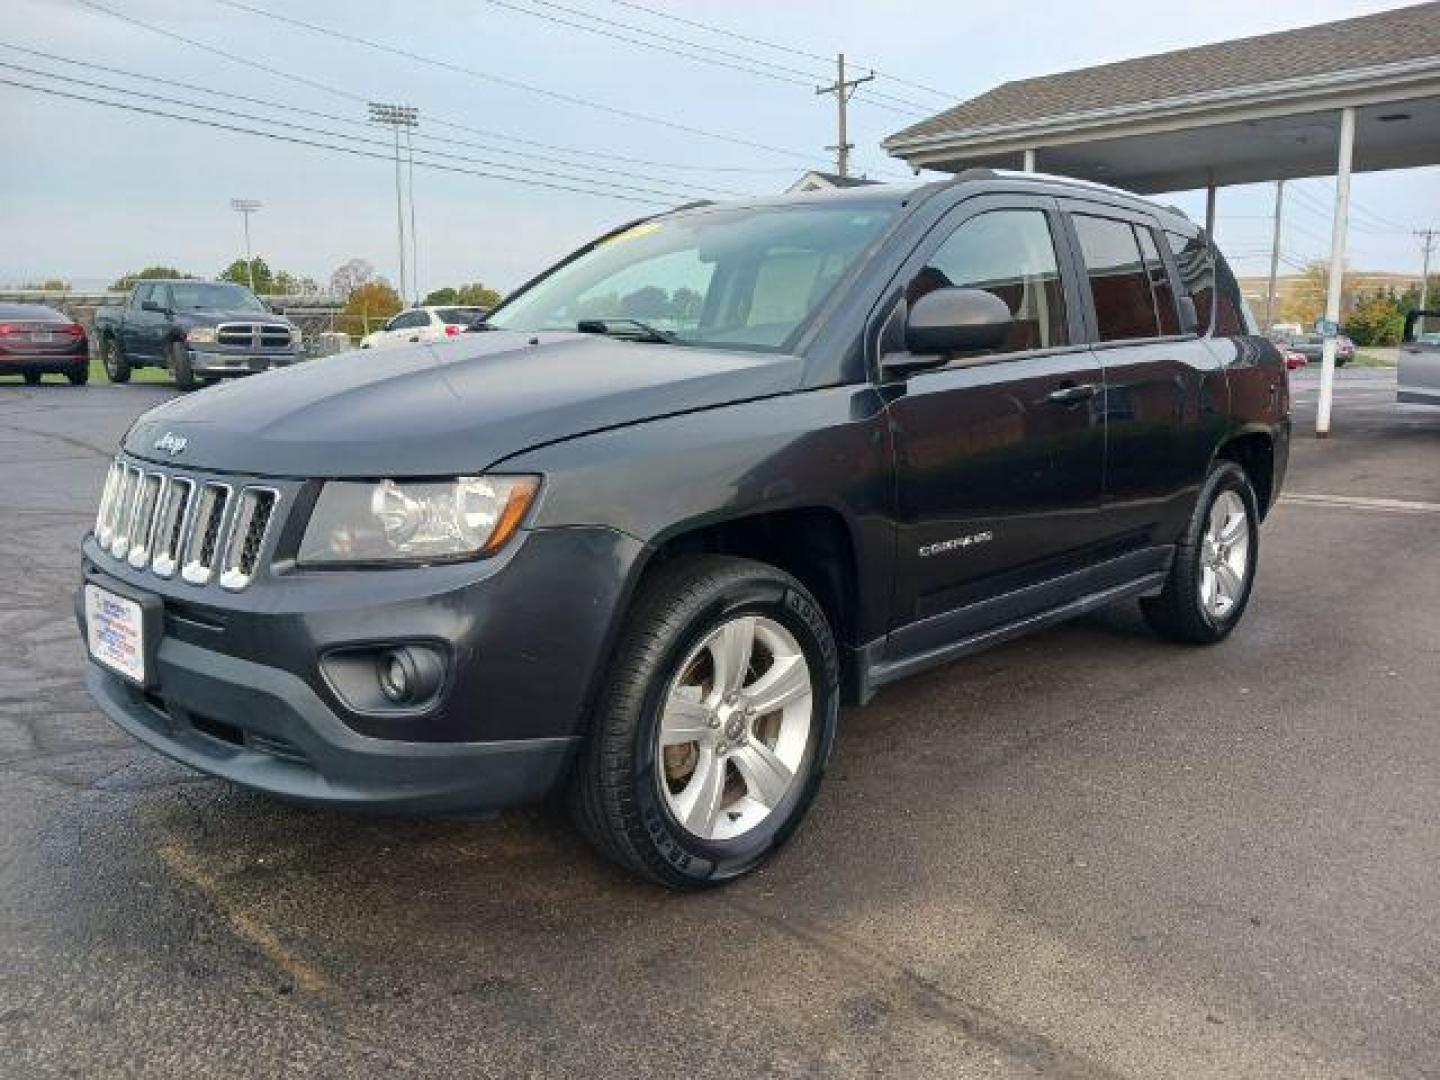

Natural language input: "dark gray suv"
[78,173,1290,887]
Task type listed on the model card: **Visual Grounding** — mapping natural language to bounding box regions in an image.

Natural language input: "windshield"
[486,203,898,350]
[168,283,266,312]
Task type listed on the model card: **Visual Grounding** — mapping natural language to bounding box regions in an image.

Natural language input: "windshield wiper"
[576,317,679,344]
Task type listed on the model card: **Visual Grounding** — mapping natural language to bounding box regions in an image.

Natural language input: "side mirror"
[141,300,165,314]
[903,287,1013,356]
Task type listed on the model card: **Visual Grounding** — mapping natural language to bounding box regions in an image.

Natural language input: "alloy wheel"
[1199,489,1250,620]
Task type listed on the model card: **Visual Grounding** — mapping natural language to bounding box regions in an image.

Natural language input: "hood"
[175,309,296,329]
[124,331,803,477]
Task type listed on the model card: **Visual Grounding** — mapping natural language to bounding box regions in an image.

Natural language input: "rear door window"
[1072,215,1160,341]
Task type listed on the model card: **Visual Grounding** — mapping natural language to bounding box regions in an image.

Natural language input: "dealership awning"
[884,2,1440,435]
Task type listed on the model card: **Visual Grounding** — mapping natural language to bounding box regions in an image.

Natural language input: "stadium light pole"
[230,198,262,293]
[368,103,419,304]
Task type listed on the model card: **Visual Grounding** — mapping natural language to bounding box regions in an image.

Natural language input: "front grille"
[215,322,294,350]
[93,459,281,591]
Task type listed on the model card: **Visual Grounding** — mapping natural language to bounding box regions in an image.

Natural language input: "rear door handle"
[1047,383,1099,405]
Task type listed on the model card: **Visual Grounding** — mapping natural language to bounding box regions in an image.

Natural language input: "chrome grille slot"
[127,473,165,568]
[92,458,280,591]
[219,489,278,591]
[95,461,124,546]
[181,484,232,586]
[215,322,293,350]
[151,476,194,579]
[109,465,143,560]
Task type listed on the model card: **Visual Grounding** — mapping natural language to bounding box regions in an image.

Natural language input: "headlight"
[185,327,217,345]
[297,475,540,565]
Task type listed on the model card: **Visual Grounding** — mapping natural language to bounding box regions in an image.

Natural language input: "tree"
[273,270,321,297]
[329,258,376,299]
[219,256,274,294]
[1343,292,1405,347]
[340,279,402,338]
[422,282,501,308]
[110,266,192,291]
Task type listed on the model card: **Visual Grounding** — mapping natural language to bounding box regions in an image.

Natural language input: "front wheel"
[100,336,130,383]
[570,555,839,889]
[168,341,198,390]
[1142,461,1259,644]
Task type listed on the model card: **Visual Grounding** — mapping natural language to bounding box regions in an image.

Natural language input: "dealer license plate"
[85,584,146,684]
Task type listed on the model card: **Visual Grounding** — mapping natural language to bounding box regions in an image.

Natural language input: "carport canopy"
[884,2,1440,435]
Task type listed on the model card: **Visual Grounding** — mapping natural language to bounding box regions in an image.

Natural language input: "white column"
[1204,183,1217,240]
[1022,148,1036,172]
[1316,106,1355,439]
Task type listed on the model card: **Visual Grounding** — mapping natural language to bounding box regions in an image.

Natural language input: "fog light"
[373,645,444,707]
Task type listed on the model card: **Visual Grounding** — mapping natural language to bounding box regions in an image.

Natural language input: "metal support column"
[1316,106,1355,439]
[1022,148,1036,172]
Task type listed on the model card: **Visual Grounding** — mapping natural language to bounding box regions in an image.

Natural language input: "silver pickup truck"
[1399,310,1440,407]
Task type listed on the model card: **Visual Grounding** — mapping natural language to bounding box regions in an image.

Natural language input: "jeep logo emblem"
[154,432,188,456]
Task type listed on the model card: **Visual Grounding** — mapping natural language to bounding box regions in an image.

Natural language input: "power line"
[0,58,720,203]
[601,0,958,102]
[0,75,677,206]
[474,0,932,116]
[200,0,823,162]
[66,1,810,178]
[0,42,745,198]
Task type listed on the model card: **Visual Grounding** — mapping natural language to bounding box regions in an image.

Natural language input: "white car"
[359,306,486,350]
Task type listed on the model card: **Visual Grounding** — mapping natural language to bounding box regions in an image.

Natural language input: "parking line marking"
[1281,492,1440,515]
[157,842,334,997]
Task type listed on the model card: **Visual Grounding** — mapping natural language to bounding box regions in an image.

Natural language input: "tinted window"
[168,282,265,312]
[1073,215,1159,341]
[389,310,428,330]
[132,283,154,307]
[1136,227,1179,335]
[1211,250,1250,336]
[1164,231,1216,334]
[436,307,483,325]
[0,303,65,322]
[910,208,1068,352]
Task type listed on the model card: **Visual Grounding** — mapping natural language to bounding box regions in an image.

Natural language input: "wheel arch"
[1212,428,1277,518]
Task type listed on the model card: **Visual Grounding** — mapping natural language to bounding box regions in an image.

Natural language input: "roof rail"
[955,168,1189,218]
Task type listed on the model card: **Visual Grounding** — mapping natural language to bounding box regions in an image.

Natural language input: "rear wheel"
[168,341,198,391]
[67,366,89,386]
[22,372,41,386]
[100,336,130,383]
[570,555,839,888]
[1142,461,1259,644]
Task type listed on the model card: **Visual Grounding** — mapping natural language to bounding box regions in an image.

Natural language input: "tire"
[570,555,840,889]
[67,366,89,386]
[22,372,41,386]
[1141,461,1259,644]
[100,336,130,383]
[168,340,198,390]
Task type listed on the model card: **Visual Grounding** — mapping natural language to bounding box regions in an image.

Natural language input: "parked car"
[77,174,1290,888]
[0,302,88,385]
[359,306,487,350]
[1284,332,1354,366]
[1283,349,1308,371]
[1399,309,1440,407]
[93,280,302,389]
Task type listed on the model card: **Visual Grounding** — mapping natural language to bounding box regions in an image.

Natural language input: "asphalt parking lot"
[1,366,1436,1078]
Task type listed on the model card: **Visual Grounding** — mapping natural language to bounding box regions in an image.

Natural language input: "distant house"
[787,171,880,193]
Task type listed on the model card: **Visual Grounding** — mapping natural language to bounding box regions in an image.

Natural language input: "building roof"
[889,3,1440,146]
[787,170,880,192]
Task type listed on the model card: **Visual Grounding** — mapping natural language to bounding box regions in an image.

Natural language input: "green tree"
[110,266,192,291]
[272,270,320,296]
[341,279,402,339]
[422,282,501,308]
[219,257,274,294]
[1343,292,1405,347]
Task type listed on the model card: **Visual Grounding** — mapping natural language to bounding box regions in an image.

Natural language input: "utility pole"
[1264,180,1285,332]
[405,123,419,306]
[815,54,873,178]
[369,103,419,304]
[230,198,262,294]
[1416,228,1438,314]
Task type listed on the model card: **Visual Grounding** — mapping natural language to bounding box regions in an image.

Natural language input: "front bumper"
[85,646,574,813]
[79,522,645,812]
[188,348,303,376]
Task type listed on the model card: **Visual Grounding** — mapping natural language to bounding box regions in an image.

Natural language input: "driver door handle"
[1047,383,1099,405]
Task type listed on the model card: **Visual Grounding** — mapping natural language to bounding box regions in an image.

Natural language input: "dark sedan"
[1285,332,1355,366]
[0,303,89,385]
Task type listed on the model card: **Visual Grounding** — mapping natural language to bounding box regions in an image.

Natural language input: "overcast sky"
[2,0,1436,295]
